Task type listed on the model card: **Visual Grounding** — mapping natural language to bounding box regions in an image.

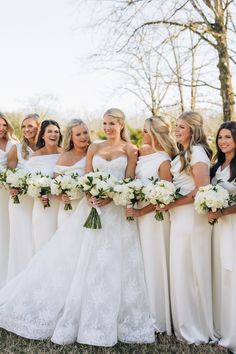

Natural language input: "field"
[0,330,230,354]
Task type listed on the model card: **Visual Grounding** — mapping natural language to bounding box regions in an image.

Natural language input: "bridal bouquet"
[79,170,117,229]
[6,168,29,203]
[194,183,230,224]
[113,177,144,221]
[0,167,7,188]
[51,173,83,210]
[27,172,52,208]
[143,178,180,221]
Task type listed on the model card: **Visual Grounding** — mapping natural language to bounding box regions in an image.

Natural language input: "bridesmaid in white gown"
[7,114,40,281]
[0,113,15,288]
[208,121,236,353]
[0,108,154,346]
[27,120,62,252]
[55,119,90,227]
[155,111,215,344]
[126,116,177,334]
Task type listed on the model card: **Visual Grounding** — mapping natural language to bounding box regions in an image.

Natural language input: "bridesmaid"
[156,111,215,343]
[126,115,177,334]
[208,121,236,353]
[7,114,40,281]
[0,113,16,287]
[28,120,62,252]
[55,119,91,227]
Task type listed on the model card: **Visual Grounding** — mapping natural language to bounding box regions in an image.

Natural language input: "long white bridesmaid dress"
[170,145,215,343]
[0,155,154,346]
[55,157,86,227]
[27,154,60,252]
[7,144,34,282]
[136,151,172,334]
[0,140,13,288]
[212,166,236,353]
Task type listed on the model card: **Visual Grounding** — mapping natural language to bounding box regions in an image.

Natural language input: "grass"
[0,330,230,354]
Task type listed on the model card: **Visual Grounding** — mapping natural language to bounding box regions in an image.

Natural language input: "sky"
[0,0,139,119]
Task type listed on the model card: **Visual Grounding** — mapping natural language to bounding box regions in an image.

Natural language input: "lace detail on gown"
[0,155,154,346]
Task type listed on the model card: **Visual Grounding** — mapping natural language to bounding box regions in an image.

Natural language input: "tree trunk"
[215,27,235,121]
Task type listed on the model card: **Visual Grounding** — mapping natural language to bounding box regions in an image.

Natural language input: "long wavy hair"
[145,115,178,158]
[177,111,212,174]
[0,112,16,141]
[103,108,130,142]
[21,113,41,160]
[62,119,91,152]
[211,121,236,182]
[36,120,62,149]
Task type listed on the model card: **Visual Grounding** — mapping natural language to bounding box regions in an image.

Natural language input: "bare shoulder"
[124,142,138,157]
[87,141,104,154]
[56,151,70,165]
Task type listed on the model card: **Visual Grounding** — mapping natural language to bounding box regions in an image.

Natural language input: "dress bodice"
[136,151,171,184]
[54,156,86,176]
[16,144,34,169]
[26,154,60,177]
[213,165,236,196]
[92,155,127,180]
[0,140,14,168]
[171,145,210,195]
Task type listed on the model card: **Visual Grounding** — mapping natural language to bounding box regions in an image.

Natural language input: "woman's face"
[217,128,236,155]
[42,124,60,147]
[103,115,123,139]
[142,122,152,145]
[71,125,90,149]
[21,118,39,141]
[0,118,8,139]
[175,118,192,147]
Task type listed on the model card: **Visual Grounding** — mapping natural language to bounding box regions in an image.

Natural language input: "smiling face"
[42,124,60,147]
[71,124,90,149]
[103,115,123,139]
[0,117,8,139]
[175,118,192,148]
[217,128,236,156]
[21,118,39,141]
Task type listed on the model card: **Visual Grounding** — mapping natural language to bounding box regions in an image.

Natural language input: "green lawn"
[0,330,230,354]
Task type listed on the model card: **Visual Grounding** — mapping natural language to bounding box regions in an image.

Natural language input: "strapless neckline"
[93,155,127,162]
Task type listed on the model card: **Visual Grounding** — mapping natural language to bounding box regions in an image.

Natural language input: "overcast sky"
[0,0,140,118]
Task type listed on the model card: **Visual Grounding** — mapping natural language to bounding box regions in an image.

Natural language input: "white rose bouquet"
[143,178,180,221]
[194,183,230,224]
[78,170,117,229]
[27,172,52,208]
[113,177,144,221]
[51,173,83,210]
[6,168,29,203]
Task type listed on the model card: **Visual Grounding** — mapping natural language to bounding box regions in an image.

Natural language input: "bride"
[0,108,154,347]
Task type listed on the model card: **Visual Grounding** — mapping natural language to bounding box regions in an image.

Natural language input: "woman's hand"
[155,203,173,212]
[9,188,19,197]
[87,196,112,207]
[208,210,222,224]
[126,207,140,218]
[61,193,71,204]
[39,195,50,207]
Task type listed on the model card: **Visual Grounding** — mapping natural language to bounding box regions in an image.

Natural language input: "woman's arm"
[159,160,172,181]
[125,143,138,178]
[7,145,18,169]
[208,202,236,222]
[156,161,210,211]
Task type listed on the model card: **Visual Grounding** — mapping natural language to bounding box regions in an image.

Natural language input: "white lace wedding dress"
[0,155,154,346]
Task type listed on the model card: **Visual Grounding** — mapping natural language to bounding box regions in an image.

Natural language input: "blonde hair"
[63,119,91,152]
[177,111,212,173]
[0,112,16,141]
[145,115,178,158]
[103,108,130,142]
[21,114,41,160]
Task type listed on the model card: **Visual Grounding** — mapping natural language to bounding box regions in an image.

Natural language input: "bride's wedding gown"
[0,155,154,346]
